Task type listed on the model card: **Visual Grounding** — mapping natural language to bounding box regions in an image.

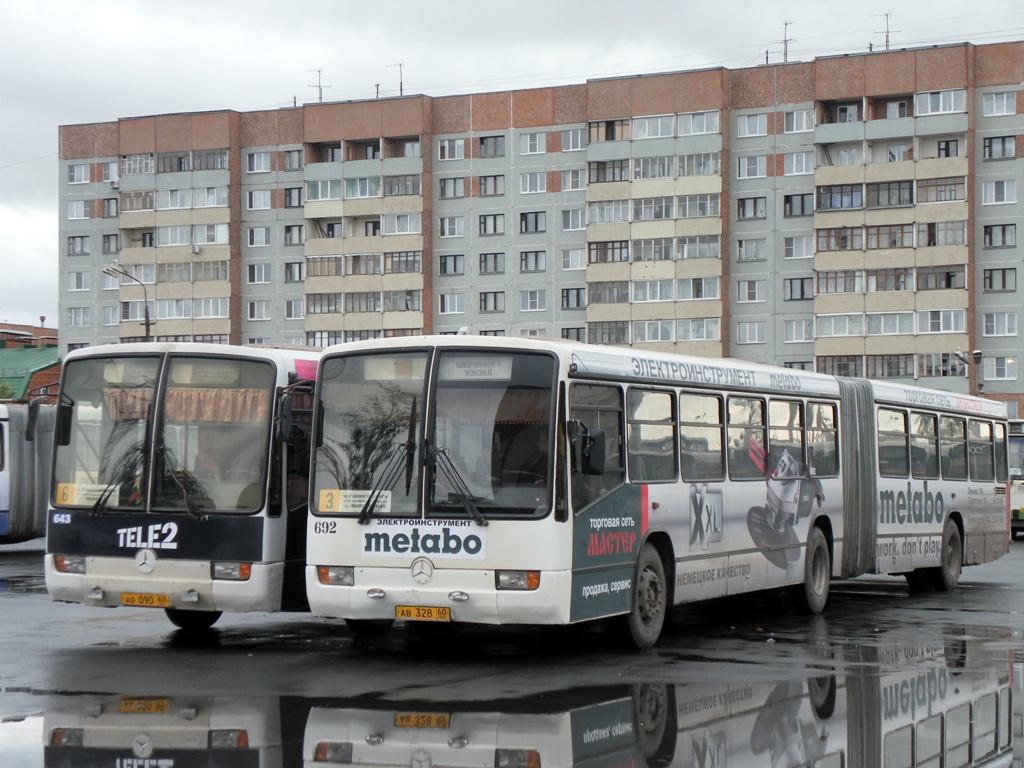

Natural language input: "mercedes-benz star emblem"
[135,549,157,574]
[410,557,433,584]
[132,733,155,758]
[411,748,432,768]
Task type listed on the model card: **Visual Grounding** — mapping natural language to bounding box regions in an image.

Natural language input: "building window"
[784,235,813,259]
[102,305,118,326]
[866,224,914,249]
[561,129,585,151]
[784,277,814,300]
[736,321,767,344]
[439,254,465,275]
[248,300,271,321]
[588,159,630,183]
[345,177,381,199]
[103,271,119,290]
[633,238,674,262]
[886,143,912,162]
[633,197,674,221]
[102,234,119,254]
[101,162,118,182]
[679,152,720,176]
[815,314,863,338]
[915,89,965,115]
[284,262,304,282]
[589,199,629,224]
[918,176,965,202]
[67,307,91,327]
[983,357,1018,381]
[67,200,87,219]
[248,227,270,247]
[678,194,720,218]
[439,216,464,238]
[865,355,914,379]
[157,299,192,320]
[520,211,546,234]
[886,101,908,118]
[817,228,863,252]
[479,175,505,196]
[917,309,965,334]
[157,151,190,173]
[520,250,546,273]
[520,132,544,154]
[736,113,767,137]
[982,91,1016,116]
[784,109,813,133]
[342,254,381,275]
[588,119,629,143]
[283,149,302,171]
[983,136,1015,160]
[121,153,154,175]
[835,104,859,122]
[561,169,585,190]
[632,320,674,342]
[479,252,505,274]
[678,110,720,135]
[479,135,505,158]
[917,353,965,379]
[984,268,1016,292]
[737,197,766,220]
[194,187,228,207]
[937,140,959,158]
[520,290,546,311]
[816,270,863,294]
[736,280,765,303]
[439,177,464,198]
[677,277,719,300]
[479,291,505,313]
[632,279,674,303]
[983,180,1017,205]
[785,320,814,342]
[785,193,814,217]
[101,198,118,218]
[679,235,720,260]
[438,139,464,160]
[817,185,862,210]
[784,151,813,175]
[68,271,89,291]
[306,179,342,201]
[561,249,585,271]
[737,156,766,178]
[588,241,629,264]
[867,181,912,208]
[984,312,1017,337]
[866,268,911,292]
[918,221,965,247]
[984,224,1016,248]
[383,213,420,234]
[67,236,90,255]
[384,251,421,274]
[284,225,304,245]
[562,208,585,231]
[817,356,863,377]
[384,175,421,196]
[248,190,271,210]
[283,187,302,208]
[866,312,914,335]
[589,281,630,304]
[479,214,505,236]
[438,293,464,314]
[562,327,586,342]
[156,189,192,209]
[247,152,271,173]
[306,293,342,314]
[917,265,964,290]
[345,292,382,313]
[247,263,271,284]
[520,172,546,193]
[736,239,766,262]
[67,164,89,184]
[193,223,228,244]
[677,318,720,341]
[633,115,674,139]
[383,290,421,312]
[561,287,586,309]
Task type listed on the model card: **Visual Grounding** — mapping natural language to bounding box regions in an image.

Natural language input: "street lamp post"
[103,264,151,342]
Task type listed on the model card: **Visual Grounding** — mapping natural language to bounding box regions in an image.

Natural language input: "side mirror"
[55,396,74,447]
[25,399,40,442]
[275,393,293,443]
[581,428,606,476]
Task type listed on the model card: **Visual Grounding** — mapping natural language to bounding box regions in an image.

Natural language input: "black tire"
[632,683,676,768]
[905,569,933,592]
[808,674,837,720]
[791,526,830,614]
[615,543,668,650]
[931,521,962,591]
[165,608,221,631]
[345,618,395,636]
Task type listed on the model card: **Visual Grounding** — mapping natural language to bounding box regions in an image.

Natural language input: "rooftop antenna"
[307,68,331,103]
[872,11,899,51]
[388,61,404,96]
[778,21,795,63]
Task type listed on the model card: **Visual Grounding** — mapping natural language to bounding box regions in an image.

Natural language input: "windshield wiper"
[357,441,412,525]
[157,444,207,522]
[90,445,145,517]
[431,446,488,527]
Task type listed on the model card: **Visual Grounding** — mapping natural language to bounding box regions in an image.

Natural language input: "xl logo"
[691,729,726,768]
[689,485,723,550]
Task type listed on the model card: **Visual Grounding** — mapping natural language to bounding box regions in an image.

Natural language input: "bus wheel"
[165,608,221,631]
[617,543,667,650]
[792,527,830,614]
[344,618,395,636]
[931,521,962,591]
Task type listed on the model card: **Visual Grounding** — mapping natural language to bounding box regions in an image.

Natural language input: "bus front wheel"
[165,608,221,631]
[791,526,830,614]
[931,521,962,591]
[616,543,667,650]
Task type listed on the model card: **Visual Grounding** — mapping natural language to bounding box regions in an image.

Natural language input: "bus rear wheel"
[791,526,830,614]
[616,543,667,650]
[165,608,221,631]
[931,521,962,591]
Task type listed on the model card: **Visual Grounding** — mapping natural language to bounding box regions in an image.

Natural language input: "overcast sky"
[1,0,1021,328]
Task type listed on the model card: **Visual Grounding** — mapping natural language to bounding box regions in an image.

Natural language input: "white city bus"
[306,337,1009,648]
[1007,419,1024,539]
[0,402,55,544]
[46,342,320,630]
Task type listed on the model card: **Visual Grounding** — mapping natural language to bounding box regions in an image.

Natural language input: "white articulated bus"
[0,401,55,544]
[45,342,320,630]
[306,337,1009,648]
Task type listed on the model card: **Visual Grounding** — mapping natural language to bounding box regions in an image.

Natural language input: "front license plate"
[121,592,170,608]
[394,712,451,728]
[395,605,451,621]
[119,698,169,714]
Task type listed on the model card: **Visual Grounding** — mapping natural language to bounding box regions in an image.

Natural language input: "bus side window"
[807,402,838,477]
[940,416,968,480]
[969,420,995,482]
[626,389,676,483]
[727,397,767,481]
[569,383,624,509]
[878,408,909,478]
[994,423,1008,483]
[768,399,804,468]
[910,411,939,479]
[679,393,724,481]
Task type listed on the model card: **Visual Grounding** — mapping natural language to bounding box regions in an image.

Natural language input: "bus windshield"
[1008,432,1024,479]
[313,349,556,519]
[53,355,276,514]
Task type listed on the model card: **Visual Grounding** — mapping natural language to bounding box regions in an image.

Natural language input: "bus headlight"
[314,741,354,763]
[53,555,86,574]
[496,748,540,768]
[495,571,540,590]
[49,728,84,747]
[209,729,249,749]
[212,562,252,581]
[317,566,354,586]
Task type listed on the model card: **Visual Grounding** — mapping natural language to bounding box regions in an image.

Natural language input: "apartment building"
[58,41,1023,412]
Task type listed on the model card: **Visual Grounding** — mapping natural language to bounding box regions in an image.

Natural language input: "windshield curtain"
[430,351,556,517]
[153,357,276,514]
[314,351,428,516]
[52,356,161,509]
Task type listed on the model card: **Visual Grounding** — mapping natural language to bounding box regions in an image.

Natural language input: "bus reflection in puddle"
[39,631,1014,768]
